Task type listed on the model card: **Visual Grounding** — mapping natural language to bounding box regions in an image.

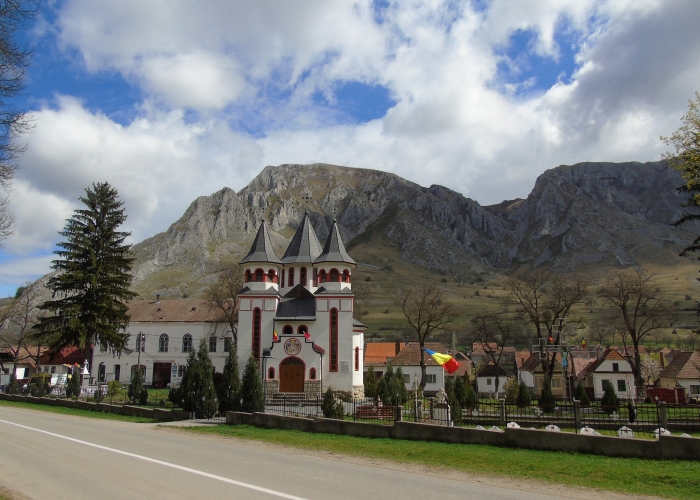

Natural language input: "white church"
[237,215,366,399]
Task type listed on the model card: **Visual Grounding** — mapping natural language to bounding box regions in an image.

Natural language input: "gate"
[279,357,305,393]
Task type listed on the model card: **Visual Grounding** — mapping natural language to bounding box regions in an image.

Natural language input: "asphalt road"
[0,406,573,500]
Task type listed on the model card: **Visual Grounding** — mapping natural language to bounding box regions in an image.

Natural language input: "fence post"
[394,405,402,422]
[499,398,506,426]
[574,399,581,429]
[659,402,668,428]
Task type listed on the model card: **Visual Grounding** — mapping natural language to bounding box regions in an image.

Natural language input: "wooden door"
[279,358,305,393]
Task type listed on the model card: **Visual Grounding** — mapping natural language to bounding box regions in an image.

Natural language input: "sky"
[0,0,699,297]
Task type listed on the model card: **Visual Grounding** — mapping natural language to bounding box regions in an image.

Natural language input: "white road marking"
[0,418,307,500]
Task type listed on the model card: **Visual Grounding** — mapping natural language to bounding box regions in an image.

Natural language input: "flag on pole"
[303,331,311,340]
[422,348,461,374]
[273,330,279,343]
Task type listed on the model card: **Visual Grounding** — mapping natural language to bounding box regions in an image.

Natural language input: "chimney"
[596,344,605,362]
[395,341,402,355]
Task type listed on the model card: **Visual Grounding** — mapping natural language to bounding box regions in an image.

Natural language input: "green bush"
[322,387,337,418]
[364,365,379,398]
[216,346,241,414]
[574,381,590,406]
[128,367,144,403]
[601,380,620,414]
[538,378,556,412]
[66,369,82,398]
[5,374,20,394]
[504,377,519,403]
[454,377,469,407]
[516,381,530,407]
[94,383,104,403]
[106,380,123,401]
[463,380,478,408]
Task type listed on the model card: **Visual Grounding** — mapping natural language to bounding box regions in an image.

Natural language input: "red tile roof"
[364,342,404,365]
[659,351,700,380]
[39,346,90,366]
[127,299,216,322]
[387,342,448,367]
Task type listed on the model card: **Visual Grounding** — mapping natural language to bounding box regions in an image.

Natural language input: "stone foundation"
[352,385,365,399]
[264,379,321,399]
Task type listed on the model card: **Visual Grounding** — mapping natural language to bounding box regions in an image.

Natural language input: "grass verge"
[180,424,700,499]
[0,400,159,423]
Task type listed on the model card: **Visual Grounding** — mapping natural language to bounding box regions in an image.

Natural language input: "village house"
[0,346,39,384]
[658,350,700,402]
[363,341,405,380]
[578,347,636,400]
[383,341,449,394]
[475,363,512,395]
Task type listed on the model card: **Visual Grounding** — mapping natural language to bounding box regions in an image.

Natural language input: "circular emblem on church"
[284,338,302,355]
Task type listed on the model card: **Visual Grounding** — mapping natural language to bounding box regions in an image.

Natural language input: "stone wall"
[0,393,189,421]
[226,411,700,461]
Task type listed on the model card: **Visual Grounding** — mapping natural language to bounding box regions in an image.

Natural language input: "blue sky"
[1,0,699,296]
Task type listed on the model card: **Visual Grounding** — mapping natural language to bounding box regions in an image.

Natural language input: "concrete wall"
[0,393,189,421]
[226,411,700,461]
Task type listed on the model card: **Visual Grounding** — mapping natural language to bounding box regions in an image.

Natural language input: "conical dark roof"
[281,213,323,264]
[314,220,356,265]
[239,221,282,264]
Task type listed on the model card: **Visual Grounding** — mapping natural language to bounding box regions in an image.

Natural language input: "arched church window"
[182,334,193,352]
[268,269,276,283]
[288,268,295,286]
[298,325,308,337]
[268,367,275,379]
[283,325,293,335]
[252,308,261,362]
[319,270,326,283]
[309,367,317,380]
[343,270,351,283]
[330,269,339,282]
[255,268,264,282]
[300,267,307,286]
[245,270,251,283]
[329,308,338,372]
[159,334,168,352]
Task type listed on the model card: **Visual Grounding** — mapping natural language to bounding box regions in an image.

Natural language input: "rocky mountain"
[129,161,698,297]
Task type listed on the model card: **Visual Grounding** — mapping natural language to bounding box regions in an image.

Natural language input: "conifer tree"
[66,366,82,398]
[181,349,199,412]
[574,380,590,406]
[34,183,136,356]
[217,345,241,414]
[240,355,263,413]
[128,366,144,403]
[393,367,409,405]
[538,378,556,412]
[516,380,531,407]
[364,365,379,398]
[601,380,620,414]
[195,339,218,418]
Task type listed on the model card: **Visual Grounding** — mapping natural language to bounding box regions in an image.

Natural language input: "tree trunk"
[419,343,427,389]
[632,339,644,399]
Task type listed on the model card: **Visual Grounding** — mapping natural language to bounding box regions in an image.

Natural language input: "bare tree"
[204,265,243,347]
[588,320,614,345]
[0,281,45,374]
[597,269,677,398]
[469,311,515,393]
[351,280,371,320]
[0,1,39,243]
[396,284,458,389]
[503,268,588,382]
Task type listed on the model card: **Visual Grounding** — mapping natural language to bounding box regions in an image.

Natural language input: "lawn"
[0,399,159,423]
[180,424,700,499]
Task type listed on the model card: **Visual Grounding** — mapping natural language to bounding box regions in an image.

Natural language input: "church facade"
[237,215,365,398]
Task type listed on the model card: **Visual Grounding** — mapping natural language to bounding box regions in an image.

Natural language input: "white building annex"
[237,215,366,398]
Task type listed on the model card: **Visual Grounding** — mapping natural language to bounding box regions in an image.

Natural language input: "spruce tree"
[181,349,199,412]
[128,366,144,404]
[195,339,218,418]
[601,380,620,414]
[454,377,469,407]
[393,367,409,405]
[538,378,556,412]
[463,380,478,409]
[574,380,590,406]
[34,182,136,355]
[66,366,82,398]
[364,365,379,398]
[240,355,263,413]
[6,373,19,394]
[516,380,531,407]
[321,386,336,418]
[217,345,241,414]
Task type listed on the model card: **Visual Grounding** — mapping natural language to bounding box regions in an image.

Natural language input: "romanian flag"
[303,331,311,340]
[273,330,279,343]
[422,348,461,375]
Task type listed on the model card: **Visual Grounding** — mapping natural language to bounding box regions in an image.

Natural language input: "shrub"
[94,383,104,403]
[195,340,218,418]
[240,355,263,413]
[139,388,149,405]
[463,380,478,408]
[5,374,20,394]
[538,378,556,412]
[66,368,82,398]
[128,367,144,403]
[216,346,241,414]
[364,366,379,398]
[454,377,469,407]
[392,367,408,405]
[574,381,590,406]
[516,381,530,407]
[504,377,519,403]
[106,380,123,401]
[322,387,336,418]
[601,380,620,414]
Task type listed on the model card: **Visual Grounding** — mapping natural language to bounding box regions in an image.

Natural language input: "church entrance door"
[279,357,305,393]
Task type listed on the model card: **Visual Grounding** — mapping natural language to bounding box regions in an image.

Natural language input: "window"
[319,270,326,283]
[309,367,317,380]
[281,269,285,287]
[298,325,308,337]
[252,308,261,362]
[50,366,56,374]
[178,365,186,377]
[355,347,360,371]
[268,269,276,283]
[182,334,193,352]
[426,374,437,384]
[402,374,410,384]
[159,333,169,352]
[329,308,338,372]
[268,367,275,379]
[313,268,318,286]
[245,270,251,283]
[486,378,492,386]
[255,268,264,282]
[612,363,619,373]
[617,380,626,392]
[690,385,700,395]
[283,325,293,335]
[288,268,295,287]
[98,363,106,383]
[300,267,307,286]
[114,364,121,382]
[224,337,232,352]
[330,269,339,282]
[43,366,48,372]
[343,270,350,283]
[551,378,559,388]
[209,336,217,352]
